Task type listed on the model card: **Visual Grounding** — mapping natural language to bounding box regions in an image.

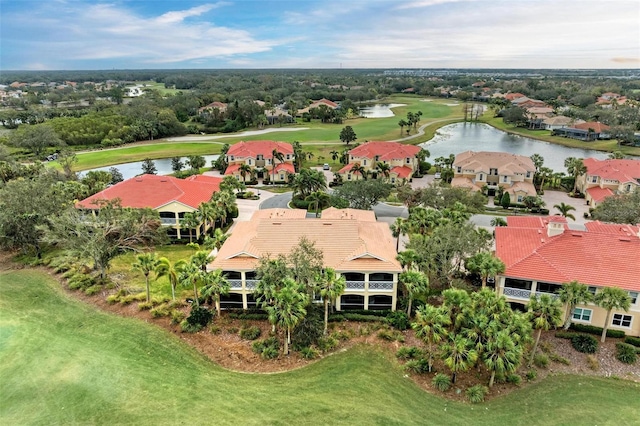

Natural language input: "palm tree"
[238,163,252,183]
[305,191,330,217]
[266,278,309,355]
[155,257,183,301]
[132,252,162,303]
[271,148,285,183]
[465,252,505,288]
[490,217,507,227]
[413,304,450,372]
[442,334,478,384]
[557,280,593,330]
[564,157,586,193]
[396,248,418,271]
[553,202,576,220]
[375,162,391,182]
[181,211,201,243]
[317,268,346,335]
[178,261,204,306]
[390,218,409,252]
[198,201,218,233]
[398,119,408,136]
[526,294,563,366]
[399,271,429,317]
[349,163,366,180]
[595,287,631,342]
[203,228,229,253]
[190,250,213,272]
[330,150,339,162]
[201,268,230,317]
[483,328,522,387]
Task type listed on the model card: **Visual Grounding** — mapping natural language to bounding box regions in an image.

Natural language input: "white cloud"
[155,3,224,24]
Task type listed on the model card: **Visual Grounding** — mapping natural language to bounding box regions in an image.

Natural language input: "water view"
[359,103,406,118]
[80,154,220,180]
[420,123,610,172]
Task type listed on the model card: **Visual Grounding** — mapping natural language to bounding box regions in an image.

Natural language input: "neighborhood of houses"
[76,140,640,338]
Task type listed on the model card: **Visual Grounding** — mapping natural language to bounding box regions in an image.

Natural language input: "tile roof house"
[208,209,402,311]
[76,174,222,240]
[542,116,585,130]
[552,121,611,141]
[297,98,339,116]
[576,158,640,207]
[225,140,295,183]
[451,151,537,202]
[198,101,228,113]
[494,218,640,337]
[337,141,422,184]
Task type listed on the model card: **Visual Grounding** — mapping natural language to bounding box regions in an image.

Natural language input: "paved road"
[259,192,292,209]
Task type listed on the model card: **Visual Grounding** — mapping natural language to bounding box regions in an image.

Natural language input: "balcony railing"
[245,280,258,290]
[368,281,394,291]
[345,281,365,290]
[160,218,177,225]
[228,279,243,290]
[503,287,559,300]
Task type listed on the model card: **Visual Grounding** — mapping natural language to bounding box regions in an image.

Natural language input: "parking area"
[541,190,590,225]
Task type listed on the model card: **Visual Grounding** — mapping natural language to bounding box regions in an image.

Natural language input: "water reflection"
[80,154,220,180]
[359,104,406,118]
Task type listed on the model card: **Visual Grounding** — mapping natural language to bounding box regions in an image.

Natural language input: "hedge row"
[624,336,640,348]
[569,323,625,338]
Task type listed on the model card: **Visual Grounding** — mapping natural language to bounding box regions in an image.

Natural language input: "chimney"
[547,222,565,237]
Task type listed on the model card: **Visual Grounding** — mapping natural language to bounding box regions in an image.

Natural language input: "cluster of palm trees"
[398,111,423,136]
[347,161,393,181]
[182,188,237,243]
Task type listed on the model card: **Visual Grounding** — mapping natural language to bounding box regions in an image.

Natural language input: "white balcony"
[503,287,559,300]
[368,281,394,291]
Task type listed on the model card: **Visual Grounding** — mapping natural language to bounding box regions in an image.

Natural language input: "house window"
[503,176,508,183]
[478,174,483,181]
[230,156,234,161]
[391,178,396,183]
[517,195,523,203]
[625,184,632,192]
[347,174,351,180]
[363,160,367,166]
[286,154,290,160]
[591,176,597,183]
[629,291,638,304]
[490,168,497,175]
[587,286,597,295]
[526,172,531,178]
[572,308,592,322]
[406,157,411,164]
[612,314,633,328]
[280,174,284,180]
[457,167,461,173]
[248,159,252,165]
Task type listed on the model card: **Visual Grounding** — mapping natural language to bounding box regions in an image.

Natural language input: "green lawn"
[1,269,639,425]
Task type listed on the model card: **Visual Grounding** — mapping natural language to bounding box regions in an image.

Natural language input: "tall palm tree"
[396,248,418,271]
[201,268,230,317]
[376,162,391,182]
[349,163,366,181]
[305,191,330,217]
[483,328,522,387]
[330,150,339,162]
[238,163,252,183]
[465,252,505,288]
[399,270,429,317]
[390,218,409,252]
[190,250,213,272]
[526,294,563,366]
[398,119,408,136]
[490,217,507,227]
[155,257,184,301]
[132,252,162,303]
[271,148,285,183]
[553,202,576,220]
[182,211,201,243]
[178,261,204,306]
[413,304,450,372]
[595,287,631,342]
[266,278,309,355]
[564,157,586,193]
[203,228,229,253]
[557,280,593,330]
[317,268,346,335]
[442,334,478,383]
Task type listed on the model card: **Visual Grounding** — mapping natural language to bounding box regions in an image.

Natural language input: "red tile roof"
[505,93,525,101]
[76,174,221,210]
[227,140,294,158]
[572,122,610,133]
[585,221,640,236]
[224,164,241,175]
[583,158,640,183]
[269,162,295,174]
[495,223,640,291]
[506,216,568,229]
[586,187,614,204]
[349,141,421,161]
[390,166,413,179]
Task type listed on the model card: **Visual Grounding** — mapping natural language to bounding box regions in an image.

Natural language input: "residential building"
[225,140,295,183]
[576,158,640,207]
[76,174,222,240]
[198,101,228,114]
[542,116,585,131]
[337,141,422,184]
[552,121,611,141]
[208,208,402,311]
[495,216,640,337]
[451,151,537,201]
[297,98,339,116]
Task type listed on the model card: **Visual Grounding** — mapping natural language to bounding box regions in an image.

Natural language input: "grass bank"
[1,269,639,425]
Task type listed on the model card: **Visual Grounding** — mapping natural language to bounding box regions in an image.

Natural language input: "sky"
[1,0,639,70]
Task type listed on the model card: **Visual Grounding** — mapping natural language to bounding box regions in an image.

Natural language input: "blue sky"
[1,0,639,70]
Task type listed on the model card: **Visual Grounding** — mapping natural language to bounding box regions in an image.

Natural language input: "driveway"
[541,190,590,225]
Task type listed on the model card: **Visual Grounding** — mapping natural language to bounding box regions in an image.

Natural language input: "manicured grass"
[480,115,640,157]
[136,80,184,96]
[1,269,639,425]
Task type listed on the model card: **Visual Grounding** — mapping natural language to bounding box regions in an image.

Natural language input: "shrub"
[180,319,203,333]
[396,346,423,360]
[84,284,102,296]
[526,369,537,381]
[586,354,600,371]
[386,311,410,330]
[331,330,351,341]
[106,294,120,304]
[377,328,405,342]
[317,336,339,352]
[227,327,239,334]
[291,304,324,350]
[209,324,221,335]
[533,354,549,368]
[252,337,280,360]
[570,323,625,338]
[138,301,153,311]
[549,353,571,365]
[624,336,640,348]
[171,310,186,325]
[300,346,320,360]
[67,273,95,290]
[239,326,261,341]
[150,304,172,318]
[466,385,488,404]
[571,334,598,354]
[342,313,388,322]
[506,374,522,386]
[186,306,213,328]
[555,331,576,339]
[432,373,451,391]
[404,358,429,374]
[615,343,638,364]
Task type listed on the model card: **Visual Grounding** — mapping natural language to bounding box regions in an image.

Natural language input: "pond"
[359,103,406,118]
[420,123,610,172]
[80,154,220,180]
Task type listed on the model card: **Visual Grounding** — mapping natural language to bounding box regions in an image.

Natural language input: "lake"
[420,123,610,172]
[359,103,406,118]
[80,154,220,180]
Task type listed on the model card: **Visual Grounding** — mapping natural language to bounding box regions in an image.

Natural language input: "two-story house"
[208,208,403,311]
[76,174,222,240]
[495,216,640,337]
[576,158,640,207]
[451,151,537,201]
[225,140,295,183]
[337,141,422,184]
